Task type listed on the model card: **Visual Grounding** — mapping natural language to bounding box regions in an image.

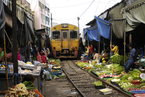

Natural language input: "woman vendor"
[110,43,119,55]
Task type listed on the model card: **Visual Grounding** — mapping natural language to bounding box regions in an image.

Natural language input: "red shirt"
[41,55,46,63]
[90,46,93,54]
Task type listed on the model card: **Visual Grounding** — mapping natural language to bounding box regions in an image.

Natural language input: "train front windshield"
[53,31,60,39]
[70,31,77,38]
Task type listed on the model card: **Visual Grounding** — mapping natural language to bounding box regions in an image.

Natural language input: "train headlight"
[53,47,56,49]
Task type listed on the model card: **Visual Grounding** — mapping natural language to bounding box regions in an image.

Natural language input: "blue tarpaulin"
[95,16,111,39]
[88,25,99,41]
[84,25,99,41]
[84,28,88,40]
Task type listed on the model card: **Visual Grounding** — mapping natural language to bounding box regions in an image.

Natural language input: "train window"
[63,32,67,39]
[53,31,60,39]
[70,31,77,38]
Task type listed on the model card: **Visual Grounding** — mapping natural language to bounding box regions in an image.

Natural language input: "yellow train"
[51,23,79,58]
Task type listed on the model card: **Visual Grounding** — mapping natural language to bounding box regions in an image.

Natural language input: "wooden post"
[129,33,132,44]
[4,33,9,90]
[12,0,18,85]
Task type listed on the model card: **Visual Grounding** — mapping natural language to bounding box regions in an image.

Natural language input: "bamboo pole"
[4,33,9,90]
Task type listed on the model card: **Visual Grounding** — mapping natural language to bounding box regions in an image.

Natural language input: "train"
[50,23,79,58]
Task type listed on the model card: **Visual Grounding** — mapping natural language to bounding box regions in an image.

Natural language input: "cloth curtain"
[109,2,126,39]
[0,1,5,43]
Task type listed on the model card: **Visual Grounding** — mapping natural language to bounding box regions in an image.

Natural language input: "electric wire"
[79,0,95,17]
[51,1,91,8]
[94,0,100,15]
[102,0,112,12]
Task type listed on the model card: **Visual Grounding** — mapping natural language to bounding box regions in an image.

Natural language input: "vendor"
[90,44,94,59]
[93,50,99,60]
[99,50,109,62]
[17,41,31,61]
[124,44,137,73]
[82,45,90,60]
[110,43,119,55]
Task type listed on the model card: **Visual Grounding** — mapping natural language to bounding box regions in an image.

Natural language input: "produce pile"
[48,58,64,78]
[110,55,129,65]
[5,81,36,97]
[94,81,103,86]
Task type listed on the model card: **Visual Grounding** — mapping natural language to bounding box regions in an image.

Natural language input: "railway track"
[61,60,132,97]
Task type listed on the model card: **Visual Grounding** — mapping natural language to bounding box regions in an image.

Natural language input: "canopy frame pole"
[4,33,9,90]
[87,31,89,46]
[98,34,100,53]
[124,19,126,65]
[12,0,18,85]
[110,23,112,56]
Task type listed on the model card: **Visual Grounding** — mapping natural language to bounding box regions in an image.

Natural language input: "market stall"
[0,61,42,92]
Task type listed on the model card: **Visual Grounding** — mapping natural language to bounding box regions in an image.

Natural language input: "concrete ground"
[43,77,79,97]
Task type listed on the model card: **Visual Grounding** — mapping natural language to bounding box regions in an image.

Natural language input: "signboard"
[61,24,68,28]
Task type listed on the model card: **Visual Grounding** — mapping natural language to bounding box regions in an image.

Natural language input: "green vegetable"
[129,69,141,78]
[94,81,103,86]
[110,55,129,65]
[23,81,35,90]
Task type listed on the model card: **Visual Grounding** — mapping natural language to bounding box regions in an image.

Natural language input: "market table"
[0,66,42,92]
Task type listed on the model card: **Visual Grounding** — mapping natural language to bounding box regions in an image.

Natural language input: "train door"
[62,31,69,49]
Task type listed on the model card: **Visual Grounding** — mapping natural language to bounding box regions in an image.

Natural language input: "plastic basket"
[95,85,105,89]
[131,90,145,97]
[52,71,62,76]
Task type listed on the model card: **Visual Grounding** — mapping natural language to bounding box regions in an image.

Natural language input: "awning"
[122,0,145,32]
[95,16,111,39]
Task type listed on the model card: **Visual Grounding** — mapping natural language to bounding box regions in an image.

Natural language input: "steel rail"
[61,61,85,97]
